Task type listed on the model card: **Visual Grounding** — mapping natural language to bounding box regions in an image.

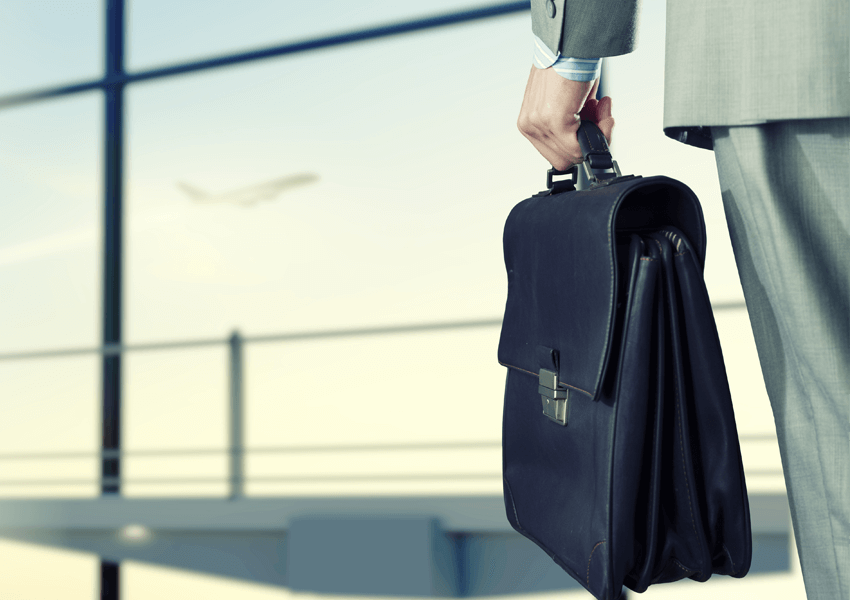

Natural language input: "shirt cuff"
[532,34,602,82]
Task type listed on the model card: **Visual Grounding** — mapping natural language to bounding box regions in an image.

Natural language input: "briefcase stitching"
[504,477,572,575]
[671,559,694,574]
[586,539,607,587]
[650,238,663,253]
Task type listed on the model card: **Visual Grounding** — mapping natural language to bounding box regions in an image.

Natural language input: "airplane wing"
[176,182,212,202]
[178,172,319,206]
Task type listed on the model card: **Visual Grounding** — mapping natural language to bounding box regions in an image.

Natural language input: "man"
[517,1,849,599]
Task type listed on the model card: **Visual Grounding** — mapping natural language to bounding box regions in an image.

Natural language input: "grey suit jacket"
[532,0,850,149]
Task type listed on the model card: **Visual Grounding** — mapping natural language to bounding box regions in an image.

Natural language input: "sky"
[0,1,786,598]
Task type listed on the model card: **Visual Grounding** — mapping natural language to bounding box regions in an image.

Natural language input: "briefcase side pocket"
[664,228,753,577]
[609,235,663,593]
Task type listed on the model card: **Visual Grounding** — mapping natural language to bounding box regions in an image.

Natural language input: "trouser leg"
[711,118,850,600]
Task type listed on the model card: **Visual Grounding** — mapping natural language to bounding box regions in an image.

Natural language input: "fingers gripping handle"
[545,121,622,192]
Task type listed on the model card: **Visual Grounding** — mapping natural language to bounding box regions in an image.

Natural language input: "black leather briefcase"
[498,122,752,600]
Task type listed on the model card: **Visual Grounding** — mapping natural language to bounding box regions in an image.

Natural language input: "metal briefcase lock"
[538,368,569,426]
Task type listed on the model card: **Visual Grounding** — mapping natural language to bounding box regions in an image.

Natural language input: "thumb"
[595,96,615,145]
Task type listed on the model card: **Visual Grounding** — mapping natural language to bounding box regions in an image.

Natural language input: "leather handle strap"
[577,121,613,170]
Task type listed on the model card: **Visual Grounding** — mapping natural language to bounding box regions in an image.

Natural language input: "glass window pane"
[128,0,500,72]
[0,96,100,498]
[245,328,504,497]
[0,356,99,498]
[124,348,228,498]
[715,309,785,494]
[126,17,531,342]
[0,2,102,96]
[126,17,530,497]
[0,95,101,352]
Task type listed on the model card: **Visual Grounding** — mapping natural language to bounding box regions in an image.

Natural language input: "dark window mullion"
[102,0,124,597]
[102,0,123,499]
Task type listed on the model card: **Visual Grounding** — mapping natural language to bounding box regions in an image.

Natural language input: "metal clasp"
[581,158,622,187]
[532,166,578,197]
[538,369,569,426]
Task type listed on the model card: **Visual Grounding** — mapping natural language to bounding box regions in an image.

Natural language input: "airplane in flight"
[176,172,319,207]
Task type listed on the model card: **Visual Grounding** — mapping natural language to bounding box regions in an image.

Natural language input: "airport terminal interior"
[0,1,804,598]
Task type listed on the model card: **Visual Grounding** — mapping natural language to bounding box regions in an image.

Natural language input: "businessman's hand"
[517,66,615,171]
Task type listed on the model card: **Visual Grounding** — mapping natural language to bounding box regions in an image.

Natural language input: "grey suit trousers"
[711,118,850,600]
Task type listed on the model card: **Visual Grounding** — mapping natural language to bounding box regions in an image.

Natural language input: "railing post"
[229,330,244,500]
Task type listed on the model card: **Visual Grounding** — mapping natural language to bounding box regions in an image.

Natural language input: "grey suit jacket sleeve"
[531,0,639,59]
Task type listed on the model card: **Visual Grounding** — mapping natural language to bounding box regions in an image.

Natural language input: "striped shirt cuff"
[532,34,602,82]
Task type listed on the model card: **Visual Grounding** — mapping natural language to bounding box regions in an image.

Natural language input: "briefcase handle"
[545,121,624,193]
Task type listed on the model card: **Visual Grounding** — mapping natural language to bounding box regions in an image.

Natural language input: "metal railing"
[0,303,786,500]
[0,317,503,499]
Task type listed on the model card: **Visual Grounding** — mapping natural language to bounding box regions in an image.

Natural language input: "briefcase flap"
[498,175,705,401]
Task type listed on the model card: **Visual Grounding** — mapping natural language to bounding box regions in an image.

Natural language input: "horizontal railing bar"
[0,301,749,362]
[738,434,783,441]
[0,442,501,461]
[0,467,786,487]
[0,318,503,361]
[712,300,748,311]
[0,433,776,461]
[0,474,503,486]
[243,441,501,454]
[0,339,222,361]
[244,318,504,344]
[0,2,529,110]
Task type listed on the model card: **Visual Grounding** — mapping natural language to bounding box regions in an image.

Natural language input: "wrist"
[532,33,602,82]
